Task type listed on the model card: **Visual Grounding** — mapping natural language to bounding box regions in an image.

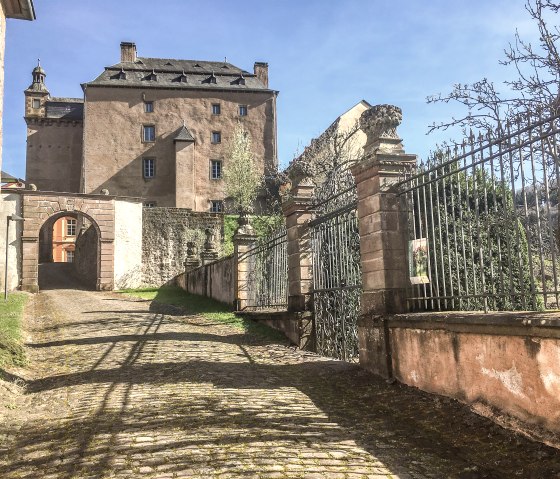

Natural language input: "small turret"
[25,59,49,117]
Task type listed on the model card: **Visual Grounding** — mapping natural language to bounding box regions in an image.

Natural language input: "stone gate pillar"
[350,104,416,377]
[281,178,314,312]
[233,215,257,311]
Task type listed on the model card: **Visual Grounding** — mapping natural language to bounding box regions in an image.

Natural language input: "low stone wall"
[359,312,560,438]
[142,207,223,286]
[74,225,98,288]
[178,255,235,306]
[238,310,314,350]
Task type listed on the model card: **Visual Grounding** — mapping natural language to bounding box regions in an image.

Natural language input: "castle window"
[67,219,76,236]
[143,125,156,142]
[143,158,155,178]
[212,104,221,115]
[211,160,222,179]
[239,105,248,116]
[32,99,40,109]
[144,201,157,208]
[66,250,74,263]
[144,101,154,113]
[211,131,221,144]
[210,200,223,213]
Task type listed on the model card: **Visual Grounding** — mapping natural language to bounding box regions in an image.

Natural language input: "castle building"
[25,42,278,211]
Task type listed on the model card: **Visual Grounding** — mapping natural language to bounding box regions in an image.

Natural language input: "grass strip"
[0,293,28,369]
[118,286,287,342]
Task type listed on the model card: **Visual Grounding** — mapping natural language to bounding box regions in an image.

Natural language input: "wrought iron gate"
[309,167,362,361]
[245,226,288,310]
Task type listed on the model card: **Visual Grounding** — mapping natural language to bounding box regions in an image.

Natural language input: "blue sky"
[3,0,541,179]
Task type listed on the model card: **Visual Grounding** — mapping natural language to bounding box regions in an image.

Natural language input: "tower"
[24,60,49,117]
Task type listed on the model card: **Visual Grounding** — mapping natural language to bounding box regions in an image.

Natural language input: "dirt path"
[1,288,559,479]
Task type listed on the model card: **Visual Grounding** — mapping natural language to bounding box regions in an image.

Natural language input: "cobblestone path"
[1,288,560,479]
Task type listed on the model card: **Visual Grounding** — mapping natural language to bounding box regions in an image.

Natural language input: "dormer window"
[177,71,188,83]
[205,72,217,84]
[145,70,158,81]
[233,74,246,85]
[112,68,127,80]
[194,63,202,68]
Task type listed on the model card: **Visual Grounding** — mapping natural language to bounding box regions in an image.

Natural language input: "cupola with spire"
[25,60,50,117]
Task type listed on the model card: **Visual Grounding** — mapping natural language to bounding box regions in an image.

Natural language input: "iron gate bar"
[398,111,560,312]
[395,123,560,195]
[244,225,288,311]
[309,166,362,362]
[308,201,358,227]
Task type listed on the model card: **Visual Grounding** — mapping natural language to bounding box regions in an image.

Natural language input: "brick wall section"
[142,207,223,286]
[19,191,116,292]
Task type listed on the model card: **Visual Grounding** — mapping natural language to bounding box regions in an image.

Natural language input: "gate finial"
[360,104,404,156]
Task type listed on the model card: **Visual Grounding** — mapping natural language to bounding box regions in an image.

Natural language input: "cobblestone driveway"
[1,287,560,479]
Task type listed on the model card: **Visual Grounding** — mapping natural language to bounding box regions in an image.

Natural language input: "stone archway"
[20,192,116,292]
[37,210,101,290]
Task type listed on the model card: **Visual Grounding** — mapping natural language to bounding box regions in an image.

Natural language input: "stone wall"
[179,255,235,305]
[0,191,22,291]
[74,224,98,288]
[114,199,143,289]
[359,313,560,438]
[142,207,223,286]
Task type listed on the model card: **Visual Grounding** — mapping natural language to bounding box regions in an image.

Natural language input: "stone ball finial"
[100,188,110,196]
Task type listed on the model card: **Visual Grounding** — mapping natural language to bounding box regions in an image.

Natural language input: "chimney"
[254,62,269,88]
[120,42,137,63]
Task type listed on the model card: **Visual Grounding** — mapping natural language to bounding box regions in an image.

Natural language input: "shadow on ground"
[2,287,560,479]
[38,263,94,291]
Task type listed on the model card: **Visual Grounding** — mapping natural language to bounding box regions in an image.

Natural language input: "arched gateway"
[21,192,116,292]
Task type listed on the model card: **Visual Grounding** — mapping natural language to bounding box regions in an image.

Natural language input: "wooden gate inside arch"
[309,167,362,362]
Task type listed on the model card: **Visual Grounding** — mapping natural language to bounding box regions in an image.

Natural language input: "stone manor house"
[24,41,278,211]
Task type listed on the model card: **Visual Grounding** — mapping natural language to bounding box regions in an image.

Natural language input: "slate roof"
[84,57,271,92]
[173,125,195,142]
[45,98,84,120]
[1,170,20,183]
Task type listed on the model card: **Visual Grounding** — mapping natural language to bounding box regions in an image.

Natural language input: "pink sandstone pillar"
[233,215,257,311]
[350,105,416,377]
[281,178,314,312]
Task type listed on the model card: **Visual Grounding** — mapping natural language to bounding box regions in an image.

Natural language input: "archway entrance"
[19,192,116,292]
[37,211,100,290]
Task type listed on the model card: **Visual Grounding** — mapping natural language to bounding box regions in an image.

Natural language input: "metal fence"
[396,111,560,312]
[310,167,362,361]
[244,226,288,310]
